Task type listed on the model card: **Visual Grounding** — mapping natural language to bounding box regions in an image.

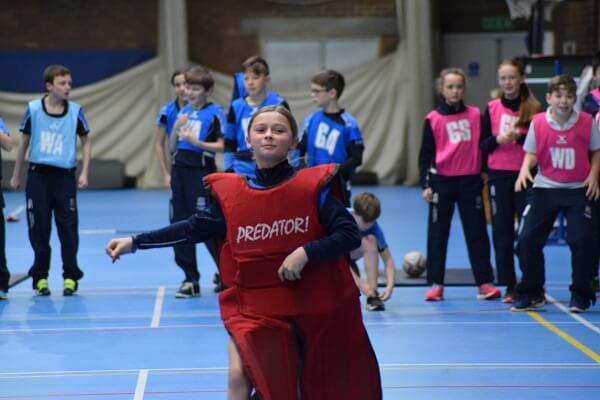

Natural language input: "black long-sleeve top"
[480,96,527,180]
[132,160,361,262]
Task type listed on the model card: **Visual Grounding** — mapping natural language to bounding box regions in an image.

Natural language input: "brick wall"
[0,0,157,49]
[0,0,397,73]
[186,0,397,73]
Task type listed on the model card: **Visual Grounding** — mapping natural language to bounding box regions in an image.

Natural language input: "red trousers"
[223,296,382,400]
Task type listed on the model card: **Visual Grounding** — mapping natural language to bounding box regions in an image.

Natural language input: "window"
[262,37,379,88]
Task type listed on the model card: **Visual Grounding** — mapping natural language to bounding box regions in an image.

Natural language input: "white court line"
[79,229,117,234]
[2,309,220,320]
[546,294,600,335]
[362,320,600,326]
[1,311,220,322]
[1,363,598,380]
[6,204,25,218]
[2,320,598,335]
[133,369,148,400]
[0,323,222,335]
[380,362,600,370]
[150,286,165,328]
[79,229,145,235]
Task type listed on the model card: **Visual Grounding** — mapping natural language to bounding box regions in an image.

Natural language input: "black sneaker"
[213,272,224,293]
[35,279,51,296]
[568,296,590,313]
[510,295,546,312]
[175,281,200,298]
[366,295,385,311]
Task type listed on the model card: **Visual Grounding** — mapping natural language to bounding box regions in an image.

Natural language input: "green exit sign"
[481,16,514,30]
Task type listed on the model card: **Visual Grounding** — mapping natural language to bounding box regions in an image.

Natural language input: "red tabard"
[206,164,358,318]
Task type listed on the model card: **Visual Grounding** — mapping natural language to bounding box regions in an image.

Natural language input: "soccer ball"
[402,251,426,278]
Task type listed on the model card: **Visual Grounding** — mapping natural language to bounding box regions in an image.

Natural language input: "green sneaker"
[63,278,78,296]
[35,279,51,296]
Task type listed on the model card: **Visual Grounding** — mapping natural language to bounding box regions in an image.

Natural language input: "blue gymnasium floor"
[0,186,599,400]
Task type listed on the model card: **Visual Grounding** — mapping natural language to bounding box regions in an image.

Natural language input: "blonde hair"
[435,68,467,95]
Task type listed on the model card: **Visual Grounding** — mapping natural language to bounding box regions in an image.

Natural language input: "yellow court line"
[528,311,600,364]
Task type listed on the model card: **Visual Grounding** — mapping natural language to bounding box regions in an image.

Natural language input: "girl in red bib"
[512,75,600,313]
[419,68,500,301]
[106,105,381,400]
[480,59,541,303]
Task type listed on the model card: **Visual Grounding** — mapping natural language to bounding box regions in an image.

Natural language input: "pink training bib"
[426,105,482,176]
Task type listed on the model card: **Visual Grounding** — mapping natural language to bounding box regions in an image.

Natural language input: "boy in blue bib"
[10,64,91,296]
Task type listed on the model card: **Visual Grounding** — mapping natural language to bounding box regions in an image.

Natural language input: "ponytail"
[515,82,541,128]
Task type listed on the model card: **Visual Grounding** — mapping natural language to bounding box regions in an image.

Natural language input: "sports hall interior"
[1,1,599,399]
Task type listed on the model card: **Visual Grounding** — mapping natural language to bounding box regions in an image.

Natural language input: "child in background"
[0,115,12,300]
[582,53,600,292]
[512,74,600,313]
[106,105,382,400]
[349,192,395,311]
[230,71,247,105]
[224,56,288,178]
[297,69,364,205]
[582,52,600,119]
[418,67,500,302]
[168,65,225,298]
[154,69,187,188]
[10,64,91,296]
[480,59,541,303]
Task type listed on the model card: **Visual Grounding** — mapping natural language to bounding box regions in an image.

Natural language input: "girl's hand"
[496,129,516,144]
[422,188,433,202]
[278,247,308,281]
[105,237,133,263]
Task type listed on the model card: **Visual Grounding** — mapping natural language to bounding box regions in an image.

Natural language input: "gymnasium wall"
[0,0,158,93]
[1,0,597,70]
[436,0,599,56]
[0,0,157,50]
[185,0,398,74]
[552,0,599,55]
